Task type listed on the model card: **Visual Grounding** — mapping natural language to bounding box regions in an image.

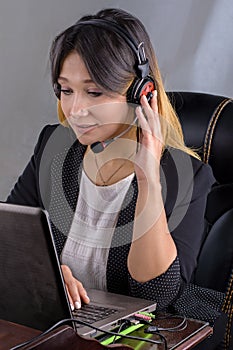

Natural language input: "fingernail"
[85,295,90,302]
[153,90,158,97]
[75,301,81,309]
[136,106,142,113]
[70,303,74,311]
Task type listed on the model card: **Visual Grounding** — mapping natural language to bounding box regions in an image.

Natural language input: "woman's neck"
[83,125,138,186]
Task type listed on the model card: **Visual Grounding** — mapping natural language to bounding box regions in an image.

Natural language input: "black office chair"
[167,91,233,350]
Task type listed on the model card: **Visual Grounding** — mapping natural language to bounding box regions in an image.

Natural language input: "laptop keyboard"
[72,303,119,327]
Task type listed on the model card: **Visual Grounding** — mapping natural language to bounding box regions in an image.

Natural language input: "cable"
[100,321,149,346]
[10,317,165,349]
[144,315,187,333]
[112,320,129,344]
[145,330,168,350]
[159,316,187,332]
[142,314,187,350]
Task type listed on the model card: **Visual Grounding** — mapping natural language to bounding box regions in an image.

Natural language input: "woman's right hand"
[61,264,90,310]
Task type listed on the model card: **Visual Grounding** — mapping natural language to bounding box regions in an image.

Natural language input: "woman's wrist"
[137,178,162,196]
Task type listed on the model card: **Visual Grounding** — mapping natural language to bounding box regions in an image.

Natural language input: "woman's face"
[58,51,133,145]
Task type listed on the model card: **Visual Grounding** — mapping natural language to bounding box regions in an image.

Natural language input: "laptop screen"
[0,203,72,330]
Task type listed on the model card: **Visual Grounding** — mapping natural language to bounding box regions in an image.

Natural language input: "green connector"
[100,323,145,346]
[137,311,156,319]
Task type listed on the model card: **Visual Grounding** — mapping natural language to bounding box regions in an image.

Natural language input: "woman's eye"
[60,88,73,96]
[88,91,102,97]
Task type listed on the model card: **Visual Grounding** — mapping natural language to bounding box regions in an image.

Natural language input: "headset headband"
[76,18,150,79]
[54,17,155,104]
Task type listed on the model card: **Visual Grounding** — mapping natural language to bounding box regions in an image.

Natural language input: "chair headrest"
[167,91,233,184]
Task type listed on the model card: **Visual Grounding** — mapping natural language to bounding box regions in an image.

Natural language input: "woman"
[7,8,223,326]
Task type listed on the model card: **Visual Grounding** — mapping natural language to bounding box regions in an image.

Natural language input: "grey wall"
[1,0,233,199]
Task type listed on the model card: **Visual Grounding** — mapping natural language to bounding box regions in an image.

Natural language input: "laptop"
[0,203,157,337]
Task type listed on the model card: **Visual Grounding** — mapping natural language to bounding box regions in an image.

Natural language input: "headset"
[53,18,156,152]
[54,18,155,104]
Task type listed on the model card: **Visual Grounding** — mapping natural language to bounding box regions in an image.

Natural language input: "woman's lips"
[74,124,98,134]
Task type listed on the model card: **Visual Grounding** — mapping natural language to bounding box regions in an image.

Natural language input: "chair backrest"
[166,90,233,350]
[167,91,233,294]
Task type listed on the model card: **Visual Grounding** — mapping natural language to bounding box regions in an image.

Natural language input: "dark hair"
[50,8,156,95]
[51,8,200,159]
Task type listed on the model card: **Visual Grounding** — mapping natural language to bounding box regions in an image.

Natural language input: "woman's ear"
[57,100,68,126]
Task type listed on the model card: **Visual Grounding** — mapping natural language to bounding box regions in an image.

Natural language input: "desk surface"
[0,315,213,350]
[114,314,213,349]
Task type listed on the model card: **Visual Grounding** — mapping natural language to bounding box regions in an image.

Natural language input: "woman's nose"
[70,93,88,117]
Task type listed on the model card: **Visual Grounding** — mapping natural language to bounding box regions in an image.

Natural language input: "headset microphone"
[91,139,114,153]
[91,116,138,153]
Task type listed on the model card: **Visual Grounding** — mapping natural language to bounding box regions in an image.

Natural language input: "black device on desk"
[0,203,156,337]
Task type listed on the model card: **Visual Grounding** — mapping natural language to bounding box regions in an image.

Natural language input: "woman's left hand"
[129,92,177,281]
[134,91,163,184]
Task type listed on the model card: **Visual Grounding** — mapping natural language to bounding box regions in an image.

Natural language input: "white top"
[61,169,134,290]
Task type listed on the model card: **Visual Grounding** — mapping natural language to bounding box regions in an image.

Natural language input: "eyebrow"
[58,76,94,84]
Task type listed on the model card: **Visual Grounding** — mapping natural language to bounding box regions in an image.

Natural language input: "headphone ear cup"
[127,77,155,105]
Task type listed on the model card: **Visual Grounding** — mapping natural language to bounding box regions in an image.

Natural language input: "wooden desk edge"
[175,325,213,350]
